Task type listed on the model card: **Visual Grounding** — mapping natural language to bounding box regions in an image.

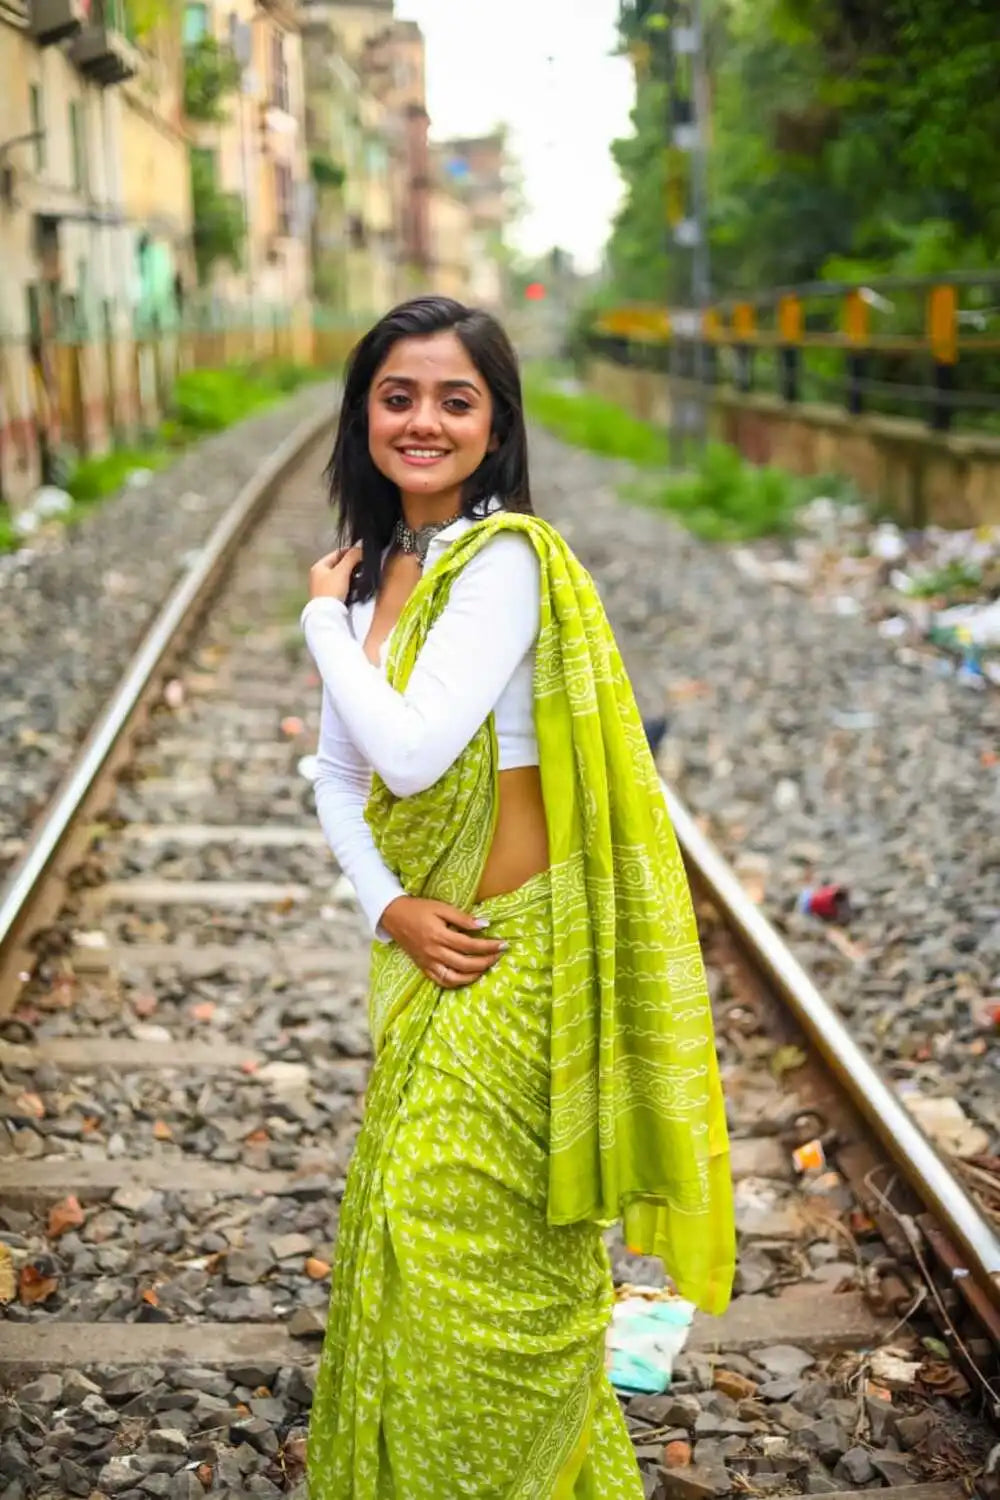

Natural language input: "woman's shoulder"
[468,509,563,561]
[458,521,541,588]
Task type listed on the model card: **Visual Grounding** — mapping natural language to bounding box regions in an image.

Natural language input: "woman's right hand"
[379,896,505,989]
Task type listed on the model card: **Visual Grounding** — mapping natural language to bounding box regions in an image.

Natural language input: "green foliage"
[184,37,242,123]
[626,443,808,542]
[123,0,180,42]
[67,447,170,505]
[168,362,324,431]
[907,559,982,600]
[605,0,1000,300]
[190,150,245,283]
[522,374,668,467]
[310,152,346,189]
[0,505,20,553]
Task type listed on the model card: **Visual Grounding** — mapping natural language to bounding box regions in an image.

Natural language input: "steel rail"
[662,779,1000,1305]
[0,404,333,979]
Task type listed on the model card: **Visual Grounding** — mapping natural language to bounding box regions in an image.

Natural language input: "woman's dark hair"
[325,295,532,603]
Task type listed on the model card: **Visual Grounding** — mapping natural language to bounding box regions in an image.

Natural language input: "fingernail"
[498,941,509,952]
[475,918,490,928]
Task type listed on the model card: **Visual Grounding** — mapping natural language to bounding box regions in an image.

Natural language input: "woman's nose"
[405,401,443,434]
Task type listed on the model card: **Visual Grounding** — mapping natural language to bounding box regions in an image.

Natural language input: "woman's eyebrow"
[375,375,482,394]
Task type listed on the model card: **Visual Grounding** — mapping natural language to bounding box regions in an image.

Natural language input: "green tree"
[190,150,244,282]
[603,0,1000,302]
[184,36,242,123]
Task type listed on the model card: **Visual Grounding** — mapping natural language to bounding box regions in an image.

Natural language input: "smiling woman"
[298,296,734,1500]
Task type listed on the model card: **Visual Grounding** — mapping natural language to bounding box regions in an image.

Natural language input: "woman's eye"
[444,398,472,413]
[384,394,410,410]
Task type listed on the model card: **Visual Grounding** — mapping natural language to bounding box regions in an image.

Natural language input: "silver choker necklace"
[392,512,462,565]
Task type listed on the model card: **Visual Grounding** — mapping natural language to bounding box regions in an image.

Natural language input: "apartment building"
[301,2,394,317]
[183,0,310,308]
[436,130,511,310]
[0,0,160,502]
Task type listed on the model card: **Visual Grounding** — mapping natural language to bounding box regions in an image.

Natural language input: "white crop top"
[300,514,541,937]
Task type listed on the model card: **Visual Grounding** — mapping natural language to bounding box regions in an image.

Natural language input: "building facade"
[301,0,394,317]
[435,130,511,310]
[184,0,310,310]
[0,0,148,503]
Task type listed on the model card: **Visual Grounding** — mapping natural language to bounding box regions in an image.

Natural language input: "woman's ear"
[488,430,500,453]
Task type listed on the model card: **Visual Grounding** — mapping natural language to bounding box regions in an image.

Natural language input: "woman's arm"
[301,532,541,799]
[312,687,405,938]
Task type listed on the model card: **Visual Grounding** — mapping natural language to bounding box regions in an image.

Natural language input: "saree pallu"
[308,872,645,1498]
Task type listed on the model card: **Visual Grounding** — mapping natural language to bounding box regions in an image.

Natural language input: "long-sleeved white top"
[301,514,541,937]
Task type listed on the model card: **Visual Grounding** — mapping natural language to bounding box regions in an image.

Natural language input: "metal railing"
[592,272,1000,437]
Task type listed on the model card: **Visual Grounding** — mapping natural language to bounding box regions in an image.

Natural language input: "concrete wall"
[586,359,1000,529]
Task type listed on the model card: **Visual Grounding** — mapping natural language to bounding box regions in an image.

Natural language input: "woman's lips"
[395,447,451,467]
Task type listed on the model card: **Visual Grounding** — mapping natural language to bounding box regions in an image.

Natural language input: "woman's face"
[367,330,495,506]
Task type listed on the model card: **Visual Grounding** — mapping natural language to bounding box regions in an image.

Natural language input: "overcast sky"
[395,0,635,273]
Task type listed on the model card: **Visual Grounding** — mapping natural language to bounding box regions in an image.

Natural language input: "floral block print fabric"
[307,513,733,1498]
[308,875,645,1498]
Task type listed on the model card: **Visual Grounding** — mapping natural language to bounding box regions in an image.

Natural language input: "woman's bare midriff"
[475,766,549,902]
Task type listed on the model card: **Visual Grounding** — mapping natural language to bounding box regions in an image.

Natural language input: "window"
[271,32,289,112]
[274,161,292,236]
[183,2,209,45]
[29,85,45,172]
[69,100,88,194]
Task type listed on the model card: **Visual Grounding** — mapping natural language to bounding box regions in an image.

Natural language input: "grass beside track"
[524,370,856,542]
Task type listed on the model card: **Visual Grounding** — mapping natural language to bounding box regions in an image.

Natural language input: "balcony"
[69,0,141,86]
[29,0,87,47]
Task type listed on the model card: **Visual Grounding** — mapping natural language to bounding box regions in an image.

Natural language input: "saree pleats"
[308,874,643,1499]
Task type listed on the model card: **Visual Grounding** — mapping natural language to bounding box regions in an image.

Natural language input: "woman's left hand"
[309,546,363,602]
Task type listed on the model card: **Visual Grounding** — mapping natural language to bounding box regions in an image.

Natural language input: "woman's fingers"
[425,941,504,988]
[436,903,491,932]
[441,930,504,957]
[434,947,496,977]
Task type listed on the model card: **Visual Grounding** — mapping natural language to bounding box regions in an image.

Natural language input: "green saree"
[307,514,734,1499]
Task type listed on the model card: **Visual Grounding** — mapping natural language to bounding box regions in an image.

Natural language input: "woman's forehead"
[373,331,482,386]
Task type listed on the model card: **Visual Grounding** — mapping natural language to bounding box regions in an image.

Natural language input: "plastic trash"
[608,1292,695,1394]
[797,885,850,923]
[32,486,72,518]
[330,874,357,906]
[934,598,1000,649]
[869,523,907,563]
[642,715,669,755]
[792,1138,826,1173]
[297,754,319,783]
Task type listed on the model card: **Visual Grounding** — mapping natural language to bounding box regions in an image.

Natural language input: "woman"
[301,296,734,1499]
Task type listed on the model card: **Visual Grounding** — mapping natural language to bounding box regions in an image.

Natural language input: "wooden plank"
[689,1291,888,1353]
[0,1156,337,1206]
[121,824,327,847]
[91,879,312,907]
[136,740,297,764]
[0,1322,314,1374]
[791,1488,965,1500]
[70,942,365,978]
[0,1037,366,1075]
[0,1037,261,1073]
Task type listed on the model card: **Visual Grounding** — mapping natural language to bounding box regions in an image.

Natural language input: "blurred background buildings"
[0,0,532,506]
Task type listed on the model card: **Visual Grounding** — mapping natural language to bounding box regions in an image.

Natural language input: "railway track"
[0,412,997,1500]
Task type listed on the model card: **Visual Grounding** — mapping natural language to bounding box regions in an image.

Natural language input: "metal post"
[670,0,711,455]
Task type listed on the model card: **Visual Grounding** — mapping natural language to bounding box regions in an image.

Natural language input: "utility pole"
[666,0,711,456]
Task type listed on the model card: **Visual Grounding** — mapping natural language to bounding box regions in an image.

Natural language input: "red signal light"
[525,282,546,301]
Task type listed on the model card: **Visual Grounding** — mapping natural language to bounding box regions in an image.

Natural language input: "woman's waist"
[475,766,549,905]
